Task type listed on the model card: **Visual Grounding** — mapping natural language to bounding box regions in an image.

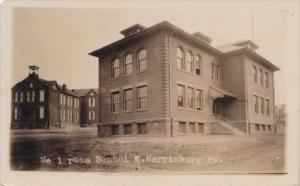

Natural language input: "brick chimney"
[62,84,67,91]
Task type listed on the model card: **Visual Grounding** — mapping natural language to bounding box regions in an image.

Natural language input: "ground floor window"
[39,106,44,119]
[179,122,186,133]
[261,124,266,131]
[111,125,119,135]
[89,111,95,120]
[124,124,132,135]
[267,125,272,131]
[255,124,260,131]
[14,108,18,120]
[198,123,204,133]
[137,123,147,134]
[189,122,196,133]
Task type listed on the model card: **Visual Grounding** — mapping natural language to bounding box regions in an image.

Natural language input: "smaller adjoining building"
[73,89,99,127]
[11,66,98,129]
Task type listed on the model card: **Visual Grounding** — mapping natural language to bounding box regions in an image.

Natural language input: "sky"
[11,1,299,105]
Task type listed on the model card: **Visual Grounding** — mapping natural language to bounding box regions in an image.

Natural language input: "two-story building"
[89,21,279,137]
[11,66,81,129]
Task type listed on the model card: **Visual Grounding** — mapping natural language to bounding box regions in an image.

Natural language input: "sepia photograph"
[0,0,299,186]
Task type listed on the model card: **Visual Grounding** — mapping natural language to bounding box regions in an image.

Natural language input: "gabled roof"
[73,88,98,97]
[89,21,222,57]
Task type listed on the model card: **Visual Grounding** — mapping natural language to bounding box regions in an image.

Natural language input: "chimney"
[120,24,146,38]
[192,32,212,45]
[62,84,67,91]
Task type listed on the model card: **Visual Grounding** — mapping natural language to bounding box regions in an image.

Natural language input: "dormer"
[232,40,259,52]
[192,32,212,45]
[120,24,146,38]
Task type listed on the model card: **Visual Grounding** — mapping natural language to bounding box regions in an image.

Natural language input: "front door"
[213,102,223,116]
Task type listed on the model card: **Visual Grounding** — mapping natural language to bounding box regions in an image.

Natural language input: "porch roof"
[209,86,236,100]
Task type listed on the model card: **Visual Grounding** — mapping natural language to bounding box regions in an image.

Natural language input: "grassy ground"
[11,129,285,173]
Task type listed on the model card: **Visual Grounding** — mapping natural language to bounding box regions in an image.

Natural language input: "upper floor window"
[111,91,120,113]
[111,58,120,78]
[75,111,79,122]
[137,86,147,110]
[260,97,265,114]
[176,47,184,70]
[216,65,220,81]
[20,92,23,102]
[259,69,264,86]
[88,97,96,107]
[265,72,269,88]
[187,87,194,109]
[137,49,147,71]
[195,55,202,76]
[211,63,215,80]
[26,91,35,103]
[124,54,133,75]
[252,66,257,83]
[195,89,203,111]
[265,99,270,115]
[14,108,18,120]
[74,98,79,108]
[177,85,184,107]
[185,52,193,73]
[14,92,19,103]
[29,83,33,88]
[60,94,66,105]
[60,109,65,121]
[123,89,133,112]
[254,95,258,113]
[39,90,45,102]
[88,111,95,120]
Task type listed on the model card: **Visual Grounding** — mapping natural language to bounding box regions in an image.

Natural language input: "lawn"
[10,129,285,173]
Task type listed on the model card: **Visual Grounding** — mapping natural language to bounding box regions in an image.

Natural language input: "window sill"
[136,109,147,112]
[177,107,203,112]
[176,69,202,78]
[135,70,147,74]
[123,110,133,113]
[111,112,120,115]
[123,73,133,78]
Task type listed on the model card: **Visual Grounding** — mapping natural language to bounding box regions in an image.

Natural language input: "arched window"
[265,72,269,88]
[195,55,202,76]
[124,54,133,75]
[259,69,264,86]
[111,58,120,78]
[185,51,193,73]
[176,47,184,70]
[137,49,147,71]
[252,66,257,83]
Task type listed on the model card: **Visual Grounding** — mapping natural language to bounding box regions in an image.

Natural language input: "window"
[189,122,196,133]
[185,52,193,73]
[29,83,33,88]
[265,72,269,88]
[60,94,66,105]
[89,111,95,120]
[124,124,132,135]
[39,90,45,102]
[111,91,120,113]
[112,125,119,135]
[14,108,18,120]
[260,97,265,114]
[123,89,133,112]
[187,87,194,109]
[255,124,260,131]
[195,55,202,75]
[20,92,23,102]
[266,99,270,115]
[68,110,73,121]
[39,106,44,119]
[267,125,272,131]
[216,65,219,80]
[137,86,147,110]
[137,49,147,71]
[211,63,215,80]
[137,123,147,134]
[60,109,65,121]
[252,66,257,83]
[124,54,133,75]
[179,122,186,133]
[259,69,264,86]
[14,92,19,103]
[177,85,184,107]
[31,91,35,102]
[176,47,184,70]
[111,58,120,78]
[254,95,258,113]
[27,91,30,102]
[198,123,204,133]
[74,99,79,108]
[74,111,79,122]
[195,89,203,111]
[89,97,96,107]
[262,124,266,131]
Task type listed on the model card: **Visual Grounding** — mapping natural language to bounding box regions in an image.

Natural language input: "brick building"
[89,21,279,137]
[73,89,99,127]
[11,66,98,129]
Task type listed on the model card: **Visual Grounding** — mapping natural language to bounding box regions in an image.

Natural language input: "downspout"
[243,55,250,135]
[168,35,173,137]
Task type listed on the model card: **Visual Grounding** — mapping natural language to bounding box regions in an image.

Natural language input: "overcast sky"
[11,1,299,105]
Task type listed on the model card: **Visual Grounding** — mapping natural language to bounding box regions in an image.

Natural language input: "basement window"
[179,122,186,133]
[255,124,260,131]
[124,124,132,135]
[111,125,119,135]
